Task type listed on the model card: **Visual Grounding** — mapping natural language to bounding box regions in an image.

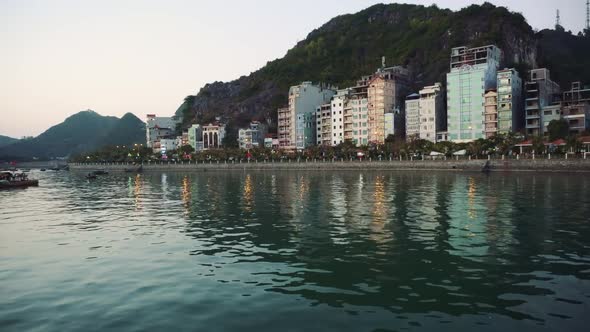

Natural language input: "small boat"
[0,171,39,189]
[93,170,109,175]
[124,165,143,173]
[40,168,46,172]
[86,173,97,179]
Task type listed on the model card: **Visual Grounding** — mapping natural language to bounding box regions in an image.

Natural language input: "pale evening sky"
[0,0,586,138]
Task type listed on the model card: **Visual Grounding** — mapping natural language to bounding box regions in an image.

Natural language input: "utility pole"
[556,9,561,28]
[586,0,589,30]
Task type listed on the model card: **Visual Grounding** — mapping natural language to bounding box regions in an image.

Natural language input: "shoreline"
[68,159,590,173]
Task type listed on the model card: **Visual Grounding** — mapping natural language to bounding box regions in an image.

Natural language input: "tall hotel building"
[277,82,335,149]
[446,45,501,142]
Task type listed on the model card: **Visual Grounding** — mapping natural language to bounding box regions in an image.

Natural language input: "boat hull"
[0,180,39,189]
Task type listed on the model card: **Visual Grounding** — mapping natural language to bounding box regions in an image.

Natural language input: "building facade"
[146,114,177,148]
[446,45,501,142]
[384,112,395,138]
[238,121,267,149]
[188,124,203,151]
[525,68,561,136]
[562,82,590,134]
[316,103,332,146]
[484,90,498,138]
[496,68,523,134]
[418,83,445,142]
[278,82,335,149]
[295,112,317,150]
[202,123,225,150]
[405,93,421,139]
[363,67,409,144]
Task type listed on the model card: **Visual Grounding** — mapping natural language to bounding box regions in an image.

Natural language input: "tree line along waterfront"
[70,131,590,164]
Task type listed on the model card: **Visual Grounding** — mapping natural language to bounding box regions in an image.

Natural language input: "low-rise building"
[188,124,204,151]
[202,123,225,150]
[146,114,177,148]
[238,121,268,149]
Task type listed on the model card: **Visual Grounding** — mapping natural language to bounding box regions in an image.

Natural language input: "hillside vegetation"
[0,111,146,161]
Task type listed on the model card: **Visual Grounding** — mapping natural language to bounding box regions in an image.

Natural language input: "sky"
[0,0,587,138]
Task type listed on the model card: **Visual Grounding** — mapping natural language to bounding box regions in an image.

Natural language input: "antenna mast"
[556,9,561,28]
[586,0,589,30]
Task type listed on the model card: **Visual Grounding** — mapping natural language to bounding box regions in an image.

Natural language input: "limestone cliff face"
[177,2,584,132]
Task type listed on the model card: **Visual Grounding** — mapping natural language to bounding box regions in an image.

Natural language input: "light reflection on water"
[1,170,590,332]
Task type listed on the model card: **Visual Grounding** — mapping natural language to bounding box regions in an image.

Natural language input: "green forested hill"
[99,113,146,148]
[0,135,19,148]
[177,2,590,131]
[0,111,145,161]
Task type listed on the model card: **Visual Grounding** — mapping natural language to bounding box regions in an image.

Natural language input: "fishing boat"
[0,171,39,189]
[86,173,97,179]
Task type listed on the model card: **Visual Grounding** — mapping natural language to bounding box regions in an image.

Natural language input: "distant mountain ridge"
[0,135,19,148]
[175,2,590,132]
[0,110,146,161]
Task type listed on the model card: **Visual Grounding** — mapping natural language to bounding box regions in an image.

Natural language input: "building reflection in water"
[369,175,391,245]
[181,175,191,216]
[372,175,387,223]
[447,176,489,261]
[127,174,143,211]
[161,173,169,200]
[467,177,477,220]
[243,174,254,212]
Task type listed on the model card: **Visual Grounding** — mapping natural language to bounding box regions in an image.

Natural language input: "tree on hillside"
[547,119,569,141]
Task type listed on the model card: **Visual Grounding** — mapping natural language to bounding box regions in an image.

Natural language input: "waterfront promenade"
[69,157,590,172]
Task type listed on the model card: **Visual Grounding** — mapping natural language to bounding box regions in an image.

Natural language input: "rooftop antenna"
[555,9,561,28]
[586,0,589,30]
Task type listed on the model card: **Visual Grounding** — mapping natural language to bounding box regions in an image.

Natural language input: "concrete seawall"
[69,159,590,172]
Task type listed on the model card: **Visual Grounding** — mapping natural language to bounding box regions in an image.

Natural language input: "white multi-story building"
[345,95,369,146]
[146,114,177,148]
[278,82,335,149]
[405,93,420,139]
[419,83,444,142]
[496,68,523,134]
[315,89,348,146]
[238,121,267,149]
